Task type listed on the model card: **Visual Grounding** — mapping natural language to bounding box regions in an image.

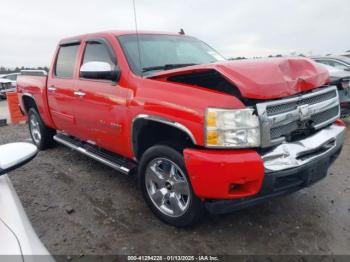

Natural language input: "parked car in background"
[334,52,350,59]
[0,78,15,99]
[317,63,350,118]
[16,31,345,227]
[0,142,53,261]
[0,73,20,88]
[312,56,350,71]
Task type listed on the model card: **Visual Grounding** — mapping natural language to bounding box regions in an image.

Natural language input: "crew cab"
[16,31,346,227]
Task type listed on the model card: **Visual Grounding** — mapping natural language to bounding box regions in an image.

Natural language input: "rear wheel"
[28,108,55,150]
[139,145,204,227]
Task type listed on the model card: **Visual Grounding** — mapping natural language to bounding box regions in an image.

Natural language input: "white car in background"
[0,73,20,88]
[0,78,15,99]
[0,142,54,262]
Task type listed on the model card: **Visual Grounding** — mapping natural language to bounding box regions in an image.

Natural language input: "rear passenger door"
[47,42,81,137]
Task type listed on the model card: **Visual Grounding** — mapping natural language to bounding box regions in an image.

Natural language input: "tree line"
[0,66,49,75]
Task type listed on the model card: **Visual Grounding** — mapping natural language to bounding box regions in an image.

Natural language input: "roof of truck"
[59,30,181,44]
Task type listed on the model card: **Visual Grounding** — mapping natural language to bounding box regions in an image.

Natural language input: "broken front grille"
[256,86,340,147]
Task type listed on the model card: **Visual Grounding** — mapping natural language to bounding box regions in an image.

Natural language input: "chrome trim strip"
[256,86,340,147]
[262,124,345,172]
[53,135,130,175]
[268,97,339,128]
[132,114,197,144]
[22,93,34,99]
[20,70,47,77]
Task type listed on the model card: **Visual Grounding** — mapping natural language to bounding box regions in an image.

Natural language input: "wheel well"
[132,119,195,160]
[22,96,38,113]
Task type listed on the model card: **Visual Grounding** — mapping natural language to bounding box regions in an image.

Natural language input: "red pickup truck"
[17,31,345,227]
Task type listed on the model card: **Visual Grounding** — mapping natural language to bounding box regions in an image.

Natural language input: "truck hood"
[148,58,329,100]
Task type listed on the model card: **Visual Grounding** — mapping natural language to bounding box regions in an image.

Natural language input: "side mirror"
[80,61,120,82]
[0,143,37,176]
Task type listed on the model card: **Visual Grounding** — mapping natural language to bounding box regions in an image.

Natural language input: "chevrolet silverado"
[17,31,345,227]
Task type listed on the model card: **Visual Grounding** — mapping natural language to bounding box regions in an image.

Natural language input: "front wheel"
[139,145,204,227]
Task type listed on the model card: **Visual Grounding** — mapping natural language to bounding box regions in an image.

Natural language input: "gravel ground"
[0,121,349,256]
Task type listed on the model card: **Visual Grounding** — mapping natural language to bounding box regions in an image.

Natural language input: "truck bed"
[17,71,54,129]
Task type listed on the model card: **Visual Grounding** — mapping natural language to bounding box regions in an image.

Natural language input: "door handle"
[48,85,57,92]
[74,90,86,97]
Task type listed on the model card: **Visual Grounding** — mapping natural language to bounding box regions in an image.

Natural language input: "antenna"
[132,0,143,75]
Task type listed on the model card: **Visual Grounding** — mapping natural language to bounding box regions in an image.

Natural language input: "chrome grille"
[256,86,340,147]
[270,122,298,139]
[312,106,339,124]
[266,90,337,116]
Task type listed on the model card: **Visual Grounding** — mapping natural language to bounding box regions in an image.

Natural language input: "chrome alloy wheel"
[29,114,41,145]
[145,158,191,217]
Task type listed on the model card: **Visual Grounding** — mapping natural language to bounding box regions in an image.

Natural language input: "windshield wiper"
[142,63,198,73]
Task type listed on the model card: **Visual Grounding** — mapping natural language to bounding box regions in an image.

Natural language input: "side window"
[82,42,114,68]
[55,44,80,78]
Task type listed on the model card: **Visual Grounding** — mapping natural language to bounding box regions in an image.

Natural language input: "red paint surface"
[150,57,329,99]
[184,149,265,199]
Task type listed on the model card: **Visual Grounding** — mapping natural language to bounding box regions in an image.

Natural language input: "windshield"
[118,34,226,76]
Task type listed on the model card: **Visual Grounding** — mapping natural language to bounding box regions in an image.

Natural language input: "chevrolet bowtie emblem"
[298,104,311,120]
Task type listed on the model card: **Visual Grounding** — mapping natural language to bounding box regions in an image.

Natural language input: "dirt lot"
[0,119,349,256]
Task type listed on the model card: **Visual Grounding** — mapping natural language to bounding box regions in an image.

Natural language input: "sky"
[0,0,349,68]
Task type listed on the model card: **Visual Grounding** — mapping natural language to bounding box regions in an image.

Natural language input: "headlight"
[205,108,260,148]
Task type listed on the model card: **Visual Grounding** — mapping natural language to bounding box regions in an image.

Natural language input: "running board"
[53,134,136,175]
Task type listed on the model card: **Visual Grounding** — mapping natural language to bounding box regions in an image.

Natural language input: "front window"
[118,34,226,76]
[82,42,114,69]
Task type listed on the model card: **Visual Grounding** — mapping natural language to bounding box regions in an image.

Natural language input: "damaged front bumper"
[262,124,345,172]
[205,123,345,214]
[184,123,345,214]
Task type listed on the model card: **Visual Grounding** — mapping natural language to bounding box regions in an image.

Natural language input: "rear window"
[55,44,80,78]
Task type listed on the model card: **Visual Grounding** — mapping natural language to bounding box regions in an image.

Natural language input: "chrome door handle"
[74,90,86,97]
[48,85,57,92]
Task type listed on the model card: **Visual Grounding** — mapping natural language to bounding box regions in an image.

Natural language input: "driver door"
[73,38,128,154]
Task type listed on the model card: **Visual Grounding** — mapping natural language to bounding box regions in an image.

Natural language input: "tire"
[28,108,56,150]
[139,145,204,227]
